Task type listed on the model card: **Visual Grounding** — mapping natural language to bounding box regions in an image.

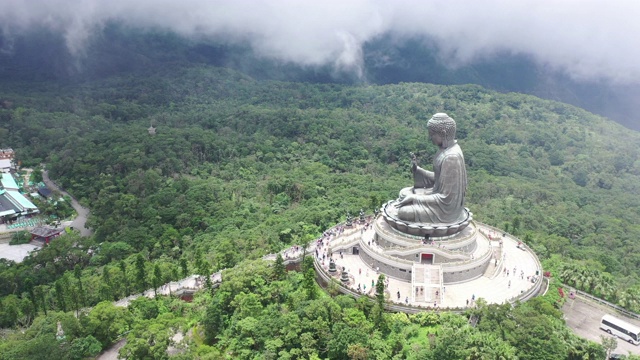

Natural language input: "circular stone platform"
[368,216,491,284]
[316,217,542,309]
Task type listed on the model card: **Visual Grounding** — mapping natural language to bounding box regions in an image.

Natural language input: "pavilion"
[30,226,65,244]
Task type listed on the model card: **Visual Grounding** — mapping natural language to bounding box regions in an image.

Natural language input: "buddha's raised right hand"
[410,152,419,173]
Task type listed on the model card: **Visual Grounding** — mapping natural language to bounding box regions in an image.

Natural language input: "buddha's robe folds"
[397,143,467,224]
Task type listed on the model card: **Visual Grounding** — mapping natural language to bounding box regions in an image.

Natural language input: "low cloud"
[2,0,639,84]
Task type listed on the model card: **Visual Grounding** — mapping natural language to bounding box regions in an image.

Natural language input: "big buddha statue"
[384,113,470,236]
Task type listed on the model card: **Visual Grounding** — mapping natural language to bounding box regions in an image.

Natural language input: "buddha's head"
[427,113,456,148]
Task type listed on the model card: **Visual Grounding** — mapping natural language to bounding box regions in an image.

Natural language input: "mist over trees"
[1,25,639,130]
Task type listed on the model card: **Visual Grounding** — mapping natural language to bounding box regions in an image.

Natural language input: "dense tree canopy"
[1,63,640,357]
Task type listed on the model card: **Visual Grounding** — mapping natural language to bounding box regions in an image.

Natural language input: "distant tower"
[148,121,156,135]
[56,321,65,341]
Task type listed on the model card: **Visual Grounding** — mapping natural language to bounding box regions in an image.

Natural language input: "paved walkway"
[114,272,222,307]
[444,225,539,307]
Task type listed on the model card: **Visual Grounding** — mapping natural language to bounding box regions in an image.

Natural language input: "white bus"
[600,314,640,345]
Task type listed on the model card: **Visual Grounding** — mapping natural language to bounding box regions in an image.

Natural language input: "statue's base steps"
[411,264,443,303]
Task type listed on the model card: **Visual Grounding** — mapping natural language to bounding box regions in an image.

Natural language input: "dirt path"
[42,170,92,237]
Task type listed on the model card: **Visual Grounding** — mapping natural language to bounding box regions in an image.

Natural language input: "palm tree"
[559,263,581,287]
[574,277,585,292]
[617,288,640,312]
[596,275,616,301]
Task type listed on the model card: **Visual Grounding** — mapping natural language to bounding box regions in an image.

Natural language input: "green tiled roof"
[6,190,37,210]
[1,173,19,190]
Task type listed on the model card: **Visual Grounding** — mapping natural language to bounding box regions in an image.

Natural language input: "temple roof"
[30,226,64,238]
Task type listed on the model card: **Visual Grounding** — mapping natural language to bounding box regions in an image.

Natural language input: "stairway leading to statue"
[482,241,503,278]
[411,264,443,305]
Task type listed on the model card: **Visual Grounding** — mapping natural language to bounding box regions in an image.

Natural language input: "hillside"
[2,27,640,130]
[0,64,639,358]
[4,64,640,263]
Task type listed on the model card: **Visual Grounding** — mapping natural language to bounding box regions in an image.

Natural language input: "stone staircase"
[482,245,502,278]
[411,264,443,304]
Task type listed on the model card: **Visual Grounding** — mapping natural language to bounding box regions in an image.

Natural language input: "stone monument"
[328,258,337,274]
[340,269,350,283]
[323,112,542,307]
[352,114,487,284]
[56,321,65,341]
[345,212,353,228]
[382,113,471,237]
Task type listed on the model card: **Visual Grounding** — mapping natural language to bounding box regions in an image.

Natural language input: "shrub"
[9,231,31,245]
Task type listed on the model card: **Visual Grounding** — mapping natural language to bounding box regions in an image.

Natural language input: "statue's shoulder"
[443,143,464,157]
[438,145,464,167]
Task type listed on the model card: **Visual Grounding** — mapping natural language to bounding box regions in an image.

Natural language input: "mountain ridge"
[2,25,639,130]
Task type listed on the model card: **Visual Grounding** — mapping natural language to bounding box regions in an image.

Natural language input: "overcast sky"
[2,0,639,84]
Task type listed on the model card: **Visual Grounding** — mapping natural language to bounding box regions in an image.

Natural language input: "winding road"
[42,170,92,237]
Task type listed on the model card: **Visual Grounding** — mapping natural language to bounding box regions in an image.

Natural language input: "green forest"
[1,63,640,358]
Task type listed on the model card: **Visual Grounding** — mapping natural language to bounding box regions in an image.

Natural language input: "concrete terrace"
[315,220,541,308]
[0,235,40,263]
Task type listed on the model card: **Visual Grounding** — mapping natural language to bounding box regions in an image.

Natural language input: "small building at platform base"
[30,226,65,244]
